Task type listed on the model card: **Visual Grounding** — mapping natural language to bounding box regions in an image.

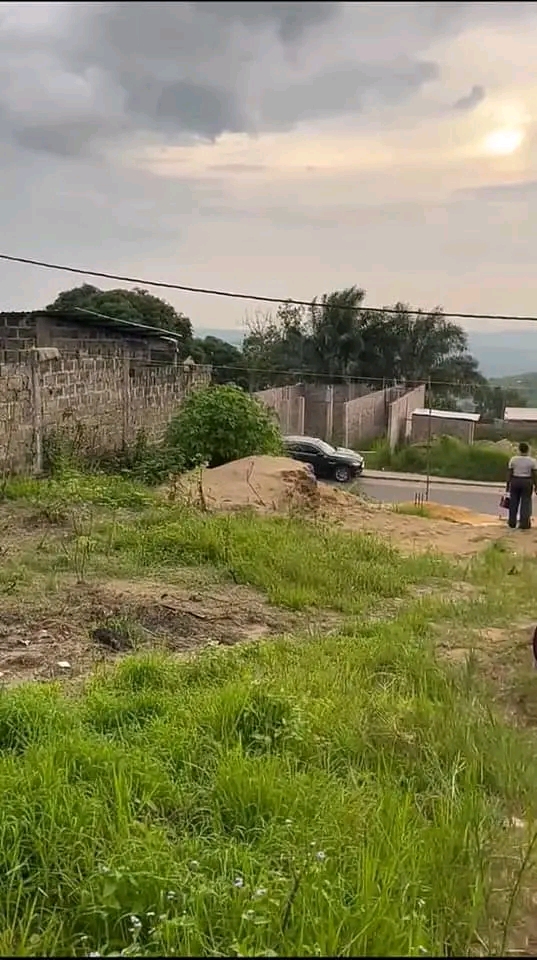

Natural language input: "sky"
[2,1,537,339]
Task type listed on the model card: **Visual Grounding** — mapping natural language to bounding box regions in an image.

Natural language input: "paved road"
[357,475,504,516]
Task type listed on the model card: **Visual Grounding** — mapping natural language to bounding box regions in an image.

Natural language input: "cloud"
[452,83,485,111]
[0,1,449,157]
[2,0,537,335]
[454,179,537,202]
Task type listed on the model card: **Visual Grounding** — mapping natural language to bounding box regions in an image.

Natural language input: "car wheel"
[334,465,351,483]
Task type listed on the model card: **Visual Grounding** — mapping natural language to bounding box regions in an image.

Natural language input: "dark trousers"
[508,478,533,529]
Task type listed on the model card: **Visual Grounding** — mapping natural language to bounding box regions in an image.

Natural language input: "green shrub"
[166,384,283,468]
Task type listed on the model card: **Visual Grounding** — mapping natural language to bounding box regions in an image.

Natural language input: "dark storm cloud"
[261,59,439,128]
[0,1,445,157]
[452,84,486,111]
[0,1,533,159]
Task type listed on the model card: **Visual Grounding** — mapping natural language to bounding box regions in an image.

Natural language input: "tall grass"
[96,509,451,612]
[0,619,533,957]
[373,436,509,482]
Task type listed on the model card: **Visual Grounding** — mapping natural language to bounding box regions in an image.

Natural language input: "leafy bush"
[373,435,510,482]
[166,384,283,468]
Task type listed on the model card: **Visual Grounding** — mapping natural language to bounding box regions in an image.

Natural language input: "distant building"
[504,407,537,436]
[411,408,481,445]
[504,406,537,423]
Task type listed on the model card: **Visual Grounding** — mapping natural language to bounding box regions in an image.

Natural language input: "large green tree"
[46,284,192,345]
[243,289,486,397]
[188,335,249,389]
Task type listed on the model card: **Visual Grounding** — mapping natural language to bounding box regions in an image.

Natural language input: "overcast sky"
[1,1,537,335]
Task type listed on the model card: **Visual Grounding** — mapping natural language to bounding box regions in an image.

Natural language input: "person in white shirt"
[506,442,537,530]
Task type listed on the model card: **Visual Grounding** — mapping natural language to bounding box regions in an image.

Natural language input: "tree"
[46,284,192,345]
[309,287,366,377]
[243,289,486,396]
[166,385,283,468]
[243,302,311,390]
[188,336,249,389]
[473,384,527,421]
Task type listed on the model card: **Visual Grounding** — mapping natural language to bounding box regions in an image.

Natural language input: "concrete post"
[29,347,59,475]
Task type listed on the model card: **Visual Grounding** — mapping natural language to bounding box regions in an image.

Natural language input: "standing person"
[506,442,537,530]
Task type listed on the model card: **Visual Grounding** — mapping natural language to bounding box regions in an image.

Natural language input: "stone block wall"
[0,311,178,365]
[0,363,34,473]
[0,353,210,475]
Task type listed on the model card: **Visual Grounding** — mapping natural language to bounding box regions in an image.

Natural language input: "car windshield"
[316,440,336,454]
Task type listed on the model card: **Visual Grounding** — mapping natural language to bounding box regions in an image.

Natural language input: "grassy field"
[1,472,537,956]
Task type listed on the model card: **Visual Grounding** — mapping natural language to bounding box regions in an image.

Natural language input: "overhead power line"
[1,252,537,325]
[54,349,507,390]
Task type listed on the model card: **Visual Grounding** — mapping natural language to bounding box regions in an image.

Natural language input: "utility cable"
[2,252,537,324]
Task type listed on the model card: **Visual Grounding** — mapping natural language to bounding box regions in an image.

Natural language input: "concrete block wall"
[0,363,34,474]
[254,384,306,435]
[331,383,370,445]
[0,353,210,474]
[411,414,475,444]
[303,384,334,439]
[0,311,178,365]
[257,380,431,449]
[387,384,426,450]
[343,388,395,447]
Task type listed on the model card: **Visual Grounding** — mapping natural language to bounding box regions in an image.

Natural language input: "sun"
[483,127,524,156]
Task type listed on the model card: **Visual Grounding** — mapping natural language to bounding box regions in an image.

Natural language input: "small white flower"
[98,865,110,874]
[284,818,293,826]
[188,860,199,870]
[233,876,244,888]
[243,909,255,921]
[159,913,167,921]
[146,911,155,918]
[315,850,326,862]
[166,890,176,900]
[253,888,267,900]
[129,915,142,932]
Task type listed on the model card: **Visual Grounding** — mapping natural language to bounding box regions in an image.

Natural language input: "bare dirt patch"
[0,576,342,687]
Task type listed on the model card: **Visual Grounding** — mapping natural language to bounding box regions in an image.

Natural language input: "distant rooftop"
[505,406,537,422]
[412,408,481,422]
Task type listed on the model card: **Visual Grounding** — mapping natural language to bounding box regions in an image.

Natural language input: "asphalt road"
[357,475,504,516]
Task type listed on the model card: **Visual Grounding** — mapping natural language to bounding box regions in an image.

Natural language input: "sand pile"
[398,501,502,527]
[166,455,519,558]
[178,456,323,514]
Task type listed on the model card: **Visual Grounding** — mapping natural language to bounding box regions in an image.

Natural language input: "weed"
[373,435,510,482]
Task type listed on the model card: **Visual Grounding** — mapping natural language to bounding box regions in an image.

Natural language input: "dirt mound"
[177,456,322,514]
[168,456,537,558]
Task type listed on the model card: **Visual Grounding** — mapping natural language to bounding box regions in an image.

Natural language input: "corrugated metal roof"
[505,406,537,422]
[412,408,481,422]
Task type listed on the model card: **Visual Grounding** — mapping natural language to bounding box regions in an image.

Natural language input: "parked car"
[283,435,365,483]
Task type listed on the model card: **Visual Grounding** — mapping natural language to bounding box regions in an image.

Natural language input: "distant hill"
[490,371,537,407]
[466,330,537,378]
[194,327,244,346]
